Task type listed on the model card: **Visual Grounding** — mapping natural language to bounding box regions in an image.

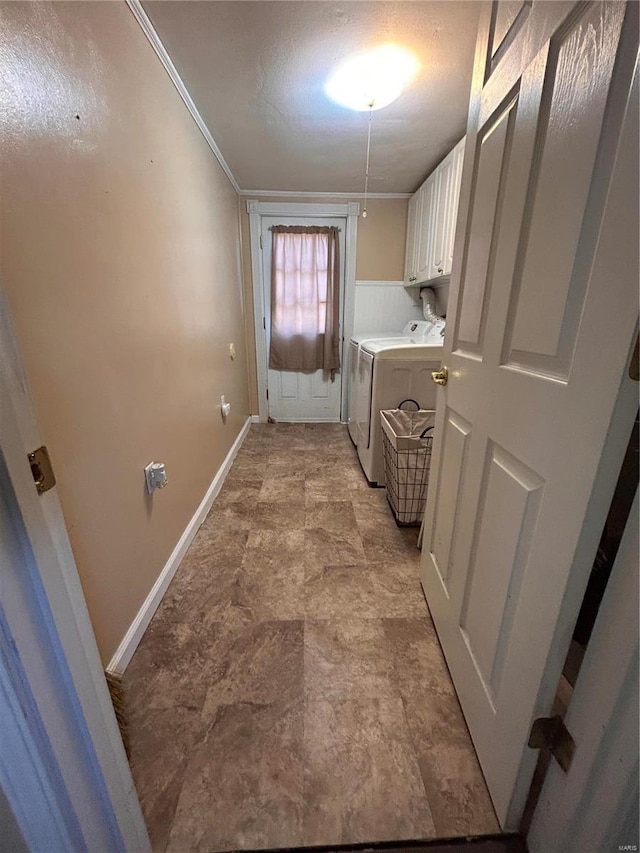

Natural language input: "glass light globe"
[325,44,420,111]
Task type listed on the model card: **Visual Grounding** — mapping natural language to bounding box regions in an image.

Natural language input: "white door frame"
[0,286,150,850]
[247,199,360,423]
[528,487,639,852]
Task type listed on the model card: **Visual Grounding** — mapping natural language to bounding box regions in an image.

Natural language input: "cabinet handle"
[437,267,443,274]
[409,276,417,282]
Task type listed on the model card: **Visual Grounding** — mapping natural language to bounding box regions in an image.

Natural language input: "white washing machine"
[347,319,441,445]
[348,330,410,444]
[355,325,444,486]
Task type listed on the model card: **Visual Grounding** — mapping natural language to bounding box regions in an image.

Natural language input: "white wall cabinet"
[404,137,465,287]
[404,190,421,285]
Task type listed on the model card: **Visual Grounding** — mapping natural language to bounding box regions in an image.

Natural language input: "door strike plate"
[528,715,575,773]
[28,446,57,495]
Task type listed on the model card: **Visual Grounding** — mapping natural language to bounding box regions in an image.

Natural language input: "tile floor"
[125,423,498,852]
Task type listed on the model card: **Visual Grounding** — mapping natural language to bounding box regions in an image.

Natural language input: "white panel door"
[261,216,345,422]
[420,0,638,828]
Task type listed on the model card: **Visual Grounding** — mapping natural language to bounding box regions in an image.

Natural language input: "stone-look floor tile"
[304,475,354,503]
[250,499,306,530]
[304,619,396,701]
[305,500,358,534]
[267,447,307,470]
[278,423,308,436]
[303,697,436,846]
[201,619,303,719]
[215,480,262,508]
[258,473,305,503]
[303,441,353,469]
[228,457,268,480]
[367,563,429,618]
[401,689,499,837]
[304,564,380,619]
[350,486,390,508]
[304,526,366,567]
[167,701,304,853]
[154,530,248,624]
[234,529,305,620]
[383,617,457,698]
[204,500,259,531]
[127,424,496,849]
[303,563,427,620]
[125,618,222,715]
[354,499,421,561]
[128,706,204,853]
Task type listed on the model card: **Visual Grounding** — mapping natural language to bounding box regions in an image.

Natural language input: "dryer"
[355,326,444,485]
[348,326,421,445]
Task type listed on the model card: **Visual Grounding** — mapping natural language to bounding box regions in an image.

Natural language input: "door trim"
[247,199,360,422]
[0,286,150,850]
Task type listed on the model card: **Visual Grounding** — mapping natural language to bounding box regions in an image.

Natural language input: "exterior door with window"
[261,216,345,422]
[420,0,638,829]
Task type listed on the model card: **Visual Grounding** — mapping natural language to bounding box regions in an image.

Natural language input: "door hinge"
[259,234,263,250]
[263,317,266,330]
[528,715,575,773]
[28,446,56,495]
[266,388,269,400]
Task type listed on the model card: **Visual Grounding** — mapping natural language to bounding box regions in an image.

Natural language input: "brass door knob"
[431,366,448,386]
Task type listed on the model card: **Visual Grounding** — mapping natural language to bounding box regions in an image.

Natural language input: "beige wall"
[0,2,249,663]
[239,196,409,413]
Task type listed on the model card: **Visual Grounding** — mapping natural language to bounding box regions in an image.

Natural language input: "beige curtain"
[268,225,340,377]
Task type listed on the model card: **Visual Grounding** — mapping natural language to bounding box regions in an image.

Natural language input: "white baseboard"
[106,416,252,675]
[251,415,344,424]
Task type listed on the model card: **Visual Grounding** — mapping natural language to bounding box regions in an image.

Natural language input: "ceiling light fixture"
[324,44,419,112]
[325,45,419,219]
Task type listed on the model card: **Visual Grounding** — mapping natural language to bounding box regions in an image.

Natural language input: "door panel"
[490,1,531,61]
[504,2,624,374]
[459,441,544,703]
[420,0,637,828]
[429,408,471,593]
[455,96,518,353]
[261,216,345,421]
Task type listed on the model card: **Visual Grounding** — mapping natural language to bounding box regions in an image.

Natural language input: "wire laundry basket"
[381,405,436,526]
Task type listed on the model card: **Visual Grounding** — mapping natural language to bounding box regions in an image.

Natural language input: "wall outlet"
[229,342,236,360]
[220,395,231,418]
[144,461,168,493]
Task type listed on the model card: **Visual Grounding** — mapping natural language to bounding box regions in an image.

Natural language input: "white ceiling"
[141,1,481,194]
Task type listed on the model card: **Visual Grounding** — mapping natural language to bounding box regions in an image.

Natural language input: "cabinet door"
[404,190,421,285]
[445,139,466,275]
[416,174,437,282]
[431,151,454,278]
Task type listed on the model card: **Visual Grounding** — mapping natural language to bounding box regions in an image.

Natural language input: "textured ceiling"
[141,1,481,194]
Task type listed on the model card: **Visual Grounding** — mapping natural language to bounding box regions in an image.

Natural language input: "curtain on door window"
[269,225,340,377]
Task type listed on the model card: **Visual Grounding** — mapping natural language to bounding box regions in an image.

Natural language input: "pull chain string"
[362,102,374,219]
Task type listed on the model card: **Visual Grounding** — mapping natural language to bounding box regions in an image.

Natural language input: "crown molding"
[239,189,412,199]
[125,0,241,194]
